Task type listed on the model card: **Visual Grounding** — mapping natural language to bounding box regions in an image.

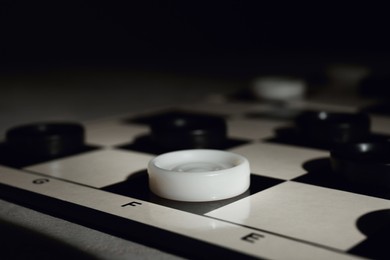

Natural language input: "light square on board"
[293,98,364,112]
[84,120,149,147]
[228,142,328,180]
[371,115,390,135]
[25,150,154,188]
[227,118,288,141]
[206,181,390,251]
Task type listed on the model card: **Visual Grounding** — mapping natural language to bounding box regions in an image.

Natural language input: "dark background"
[2,1,390,77]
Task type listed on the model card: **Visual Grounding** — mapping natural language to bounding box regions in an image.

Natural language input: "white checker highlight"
[252,76,306,102]
[229,142,328,180]
[25,150,154,188]
[147,149,250,202]
[207,181,390,250]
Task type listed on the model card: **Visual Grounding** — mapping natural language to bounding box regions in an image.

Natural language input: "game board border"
[0,182,260,259]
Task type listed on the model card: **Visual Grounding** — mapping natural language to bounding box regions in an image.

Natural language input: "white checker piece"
[207,181,390,251]
[229,142,328,180]
[25,150,154,188]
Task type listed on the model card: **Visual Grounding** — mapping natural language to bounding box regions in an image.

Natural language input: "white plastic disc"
[252,76,306,102]
[147,149,250,202]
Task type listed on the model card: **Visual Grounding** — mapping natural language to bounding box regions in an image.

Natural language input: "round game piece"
[147,149,250,202]
[294,110,370,145]
[330,142,390,188]
[6,122,85,159]
[251,76,306,102]
[150,113,227,150]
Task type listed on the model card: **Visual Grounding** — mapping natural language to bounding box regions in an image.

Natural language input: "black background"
[2,1,390,77]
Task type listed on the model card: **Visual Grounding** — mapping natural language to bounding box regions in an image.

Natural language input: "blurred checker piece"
[6,122,86,160]
[251,76,306,102]
[331,142,390,189]
[294,111,371,144]
[150,113,227,150]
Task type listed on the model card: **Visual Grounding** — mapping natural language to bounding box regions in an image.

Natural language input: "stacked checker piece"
[0,72,390,259]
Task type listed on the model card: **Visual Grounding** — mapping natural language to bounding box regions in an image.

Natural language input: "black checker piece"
[330,141,390,190]
[0,122,97,168]
[120,111,249,154]
[267,110,389,150]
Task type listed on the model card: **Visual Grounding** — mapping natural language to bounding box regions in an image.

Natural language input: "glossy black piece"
[122,111,248,154]
[0,122,95,167]
[6,123,84,157]
[295,110,370,144]
[330,142,390,188]
[150,113,227,150]
[269,110,375,150]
